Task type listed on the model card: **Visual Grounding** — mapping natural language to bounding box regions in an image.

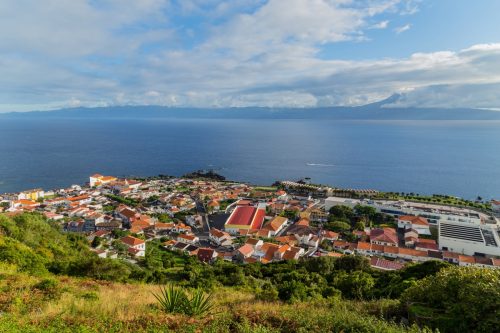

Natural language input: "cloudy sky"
[1,0,500,112]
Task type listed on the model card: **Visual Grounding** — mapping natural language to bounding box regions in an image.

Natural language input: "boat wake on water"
[306,163,335,167]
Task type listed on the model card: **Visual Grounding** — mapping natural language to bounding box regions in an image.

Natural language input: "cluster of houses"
[1,174,499,271]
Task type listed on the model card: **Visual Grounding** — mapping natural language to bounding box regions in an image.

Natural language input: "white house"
[177,234,199,245]
[17,189,44,201]
[120,236,146,257]
[264,216,289,236]
[398,215,431,235]
[209,228,232,246]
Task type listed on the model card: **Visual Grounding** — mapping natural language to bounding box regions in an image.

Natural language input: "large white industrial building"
[325,196,500,257]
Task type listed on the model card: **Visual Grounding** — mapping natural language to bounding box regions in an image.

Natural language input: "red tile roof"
[178,234,197,241]
[226,206,256,226]
[417,238,437,244]
[297,218,310,226]
[399,215,429,226]
[121,236,144,247]
[251,208,266,230]
[458,255,475,264]
[398,247,428,257]
[197,248,216,263]
[265,216,287,231]
[370,228,398,245]
[210,227,227,238]
[238,244,254,257]
[415,242,439,251]
[356,241,371,251]
[370,257,405,270]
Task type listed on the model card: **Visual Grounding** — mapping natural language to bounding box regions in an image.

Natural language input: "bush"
[33,278,62,300]
[334,271,375,300]
[33,278,58,292]
[401,266,500,332]
[255,281,279,302]
[80,291,99,301]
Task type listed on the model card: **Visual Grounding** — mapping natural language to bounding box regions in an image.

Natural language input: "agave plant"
[186,289,215,316]
[152,284,188,314]
[152,285,215,317]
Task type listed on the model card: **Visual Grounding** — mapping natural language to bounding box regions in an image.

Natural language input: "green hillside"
[0,213,498,332]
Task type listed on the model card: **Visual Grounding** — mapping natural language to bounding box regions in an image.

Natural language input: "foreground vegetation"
[1,213,498,332]
[0,263,431,333]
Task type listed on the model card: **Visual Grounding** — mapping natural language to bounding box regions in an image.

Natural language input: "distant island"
[2,95,500,120]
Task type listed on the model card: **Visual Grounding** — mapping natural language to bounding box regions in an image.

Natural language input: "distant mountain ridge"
[2,95,500,120]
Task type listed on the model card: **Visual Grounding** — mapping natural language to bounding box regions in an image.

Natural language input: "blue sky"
[1,0,500,112]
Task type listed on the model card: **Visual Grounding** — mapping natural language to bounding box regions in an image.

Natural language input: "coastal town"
[1,173,499,271]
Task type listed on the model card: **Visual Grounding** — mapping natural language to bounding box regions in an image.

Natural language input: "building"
[120,236,146,257]
[438,220,500,256]
[207,200,220,212]
[398,215,431,235]
[17,189,44,201]
[89,174,117,187]
[370,257,405,271]
[197,248,218,263]
[492,200,500,214]
[263,216,289,236]
[177,234,199,245]
[237,243,255,259]
[369,228,398,247]
[209,228,232,246]
[404,228,419,247]
[224,203,266,235]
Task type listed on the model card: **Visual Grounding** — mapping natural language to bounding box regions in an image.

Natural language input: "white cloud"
[370,20,389,29]
[1,0,500,112]
[394,23,411,34]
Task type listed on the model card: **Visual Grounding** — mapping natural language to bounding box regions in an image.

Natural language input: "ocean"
[0,117,499,199]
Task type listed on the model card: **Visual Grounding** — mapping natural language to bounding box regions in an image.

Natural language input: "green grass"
[253,186,278,192]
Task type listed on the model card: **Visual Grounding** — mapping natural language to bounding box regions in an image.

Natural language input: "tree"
[112,240,128,255]
[256,281,279,301]
[354,221,365,231]
[328,205,354,221]
[401,266,500,333]
[91,236,102,248]
[333,255,370,272]
[334,271,375,300]
[303,257,335,275]
[354,204,377,219]
[278,280,309,302]
[325,221,351,232]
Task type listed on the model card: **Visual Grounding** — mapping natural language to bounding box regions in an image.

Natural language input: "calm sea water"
[0,117,499,199]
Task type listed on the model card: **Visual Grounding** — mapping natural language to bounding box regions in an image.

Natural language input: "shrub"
[80,291,99,301]
[401,266,500,332]
[33,278,61,300]
[33,278,58,292]
[255,281,279,302]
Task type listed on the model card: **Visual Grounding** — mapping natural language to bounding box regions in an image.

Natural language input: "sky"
[1,0,500,112]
